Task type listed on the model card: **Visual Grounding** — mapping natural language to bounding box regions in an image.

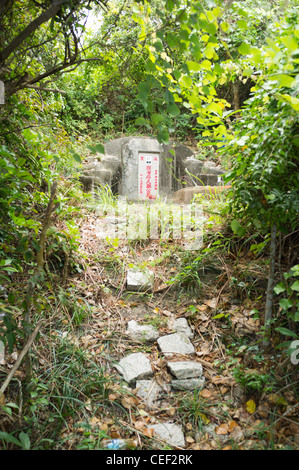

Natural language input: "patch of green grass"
[15,339,113,450]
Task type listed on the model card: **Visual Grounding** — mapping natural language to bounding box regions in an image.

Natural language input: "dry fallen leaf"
[228,420,239,432]
[204,298,218,309]
[162,310,172,316]
[108,393,118,401]
[200,389,212,398]
[143,428,154,438]
[89,416,100,426]
[215,423,229,435]
[196,304,209,312]
[121,396,139,409]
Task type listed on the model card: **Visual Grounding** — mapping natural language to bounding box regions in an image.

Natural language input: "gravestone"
[79,136,224,197]
[121,137,175,201]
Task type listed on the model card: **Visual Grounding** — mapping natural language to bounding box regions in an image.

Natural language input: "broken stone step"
[157,333,195,357]
[126,320,159,343]
[171,377,205,391]
[126,269,154,292]
[135,380,162,408]
[167,361,203,379]
[170,317,194,338]
[148,422,185,448]
[115,352,153,385]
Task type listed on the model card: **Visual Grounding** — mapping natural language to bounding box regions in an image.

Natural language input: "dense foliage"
[0,0,298,451]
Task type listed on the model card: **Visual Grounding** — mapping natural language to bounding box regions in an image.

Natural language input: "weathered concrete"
[149,422,185,448]
[126,320,159,343]
[115,352,153,385]
[157,333,195,356]
[167,361,203,379]
[121,137,175,200]
[80,137,224,198]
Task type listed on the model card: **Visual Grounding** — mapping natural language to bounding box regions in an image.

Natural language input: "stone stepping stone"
[171,377,205,391]
[126,269,154,292]
[135,380,162,408]
[167,361,203,379]
[157,333,195,357]
[115,352,153,385]
[126,320,159,343]
[148,422,185,448]
[170,318,194,338]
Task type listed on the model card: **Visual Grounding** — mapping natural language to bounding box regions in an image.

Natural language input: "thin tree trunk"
[0,0,67,63]
[23,181,57,374]
[263,222,277,346]
[232,80,240,119]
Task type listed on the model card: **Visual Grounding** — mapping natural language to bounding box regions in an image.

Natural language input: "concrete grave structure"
[79,136,224,199]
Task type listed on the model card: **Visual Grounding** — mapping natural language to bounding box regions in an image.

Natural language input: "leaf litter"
[0,207,298,450]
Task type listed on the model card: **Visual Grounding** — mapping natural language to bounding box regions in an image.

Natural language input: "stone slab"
[135,380,162,408]
[171,377,205,391]
[171,318,194,338]
[149,423,185,448]
[157,333,195,357]
[127,269,154,292]
[126,320,159,343]
[167,361,203,379]
[115,352,153,385]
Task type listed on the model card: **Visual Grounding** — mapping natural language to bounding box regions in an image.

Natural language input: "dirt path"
[60,205,299,451]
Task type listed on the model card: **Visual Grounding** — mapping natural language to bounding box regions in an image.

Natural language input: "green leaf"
[231,219,246,237]
[237,19,248,30]
[17,157,26,166]
[213,313,225,319]
[135,117,151,129]
[275,327,298,339]
[275,75,296,88]
[207,102,223,116]
[201,59,212,71]
[291,280,299,292]
[87,144,105,155]
[220,21,229,33]
[93,144,105,154]
[151,113,164,125]
[157,130,169,144]
[0,431,22,447]
[72,153,81,163]
[274,282,286,294]
[238,43,251,55]
[167,103,180,116]
[186,60,202,72]
[290,265,299,276]
[279,298,293,310]
[19,432,30,450]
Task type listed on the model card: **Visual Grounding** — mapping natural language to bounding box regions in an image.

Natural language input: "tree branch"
[0,0,68,63]
[25,84,67,94]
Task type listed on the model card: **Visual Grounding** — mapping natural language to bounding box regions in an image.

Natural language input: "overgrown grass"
[0,338,112,450]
